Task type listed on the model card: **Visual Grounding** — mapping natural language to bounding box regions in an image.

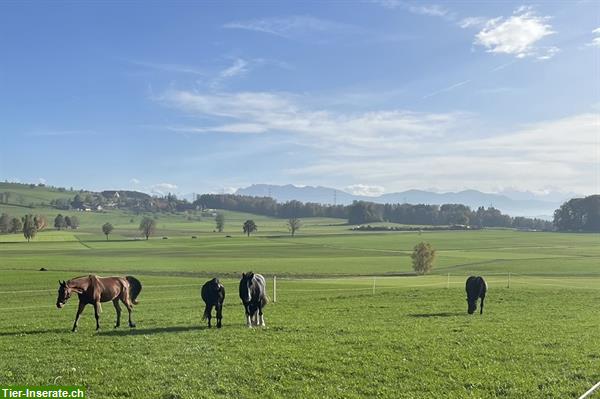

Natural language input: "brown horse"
[56,275,142,332]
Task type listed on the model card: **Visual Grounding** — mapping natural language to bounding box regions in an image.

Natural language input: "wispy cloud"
[471,7,557,59]
[423,80,471,99]
[151,182,178,196]
[370,1,455,20]
[223,15,358,40]
[157,88,598,194]
[223,15,412,44]
[587,27,600,47]
[346,184,385,197]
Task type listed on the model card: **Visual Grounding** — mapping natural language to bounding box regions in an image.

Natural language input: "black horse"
[465,276,487,314]
[239,272,268,328]
[201,278,225,328]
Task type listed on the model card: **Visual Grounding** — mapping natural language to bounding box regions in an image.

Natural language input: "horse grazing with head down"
[239,272,268,328]
[56,275,142,331]
[465,276,487,315]
[201,278,225,328]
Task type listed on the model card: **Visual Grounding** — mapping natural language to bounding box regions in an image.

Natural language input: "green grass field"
[0,209,599,398]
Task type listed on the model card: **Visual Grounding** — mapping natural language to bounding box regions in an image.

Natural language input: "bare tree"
[287,217,302,237]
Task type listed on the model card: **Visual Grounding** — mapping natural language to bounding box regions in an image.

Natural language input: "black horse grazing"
[465,276,487,315]
[239,272,268,328]
[201,278,225,328]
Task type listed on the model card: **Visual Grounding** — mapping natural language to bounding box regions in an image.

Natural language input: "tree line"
[195,194,553,230]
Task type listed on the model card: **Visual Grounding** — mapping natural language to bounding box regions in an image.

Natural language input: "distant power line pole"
[333,190,337,206]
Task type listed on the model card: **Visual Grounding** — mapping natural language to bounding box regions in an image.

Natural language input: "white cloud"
[159,90,467,151]
[472,8,556,58]
[346,184,385,197]
[371,1,452,19]
[151,183,178,196]
[158,89,598,194]
[219,59,248,79]
[459,17,487,29]
[130,178,140,185]
[588,27,600,47]
[408,4,450,18]
[38,178,46,185]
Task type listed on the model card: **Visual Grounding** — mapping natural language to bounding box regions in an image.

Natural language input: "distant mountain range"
[235,184,575,219]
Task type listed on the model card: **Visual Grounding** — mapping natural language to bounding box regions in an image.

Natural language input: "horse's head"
[239,272,254,303]
[467,298,477,314]
[56,280,71,308]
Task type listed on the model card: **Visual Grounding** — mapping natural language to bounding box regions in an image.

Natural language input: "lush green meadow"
[0,210,599,398]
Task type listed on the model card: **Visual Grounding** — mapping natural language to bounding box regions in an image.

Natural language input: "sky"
[0,1,598,198]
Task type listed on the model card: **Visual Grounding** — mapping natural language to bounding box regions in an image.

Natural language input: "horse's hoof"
[114,325,120,329]
[129,323,136,328]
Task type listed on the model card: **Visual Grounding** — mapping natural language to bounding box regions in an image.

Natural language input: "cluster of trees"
[0,213,47,241]
[553,195,599,232]
[53,214,80,230]
[194,194,552,230]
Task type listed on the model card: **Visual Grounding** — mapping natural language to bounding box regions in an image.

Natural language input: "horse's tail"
[126,276,142,305]
[262,294,269,308]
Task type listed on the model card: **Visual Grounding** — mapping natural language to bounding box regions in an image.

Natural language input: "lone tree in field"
[243,219,257,237]
[411,241,436,275]
[22,214,37,242]
[54,214,66,230]
[215,213,225,233]
[287,217,302,237]
[102,222,114,240]
[139,217,156,240]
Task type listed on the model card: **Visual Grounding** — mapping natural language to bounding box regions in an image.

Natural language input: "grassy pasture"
[0,213,599,398]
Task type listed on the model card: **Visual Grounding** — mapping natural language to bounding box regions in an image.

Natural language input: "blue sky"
[0,1,598,197]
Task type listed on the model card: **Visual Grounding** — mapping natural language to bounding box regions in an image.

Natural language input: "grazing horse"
[465,276,487,315]
[56,275,142,331]
[201,278,225,328]
[239,272,268,328]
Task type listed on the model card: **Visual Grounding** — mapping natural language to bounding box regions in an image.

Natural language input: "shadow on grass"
[0,327,69,336]
[409,312,463,318]
[97,325,208,336]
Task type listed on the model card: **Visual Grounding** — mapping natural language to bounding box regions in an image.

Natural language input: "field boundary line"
[578,381,600,399]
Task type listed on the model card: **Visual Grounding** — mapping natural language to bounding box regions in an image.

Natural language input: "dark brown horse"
[201,278,225,328]
[56,275,142,331]
[465,276,487,315]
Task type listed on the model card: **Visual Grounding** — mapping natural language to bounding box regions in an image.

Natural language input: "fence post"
[372,277,376,295]
[447,273,450,289]
[273,275,277,303]
[507,272,511,289]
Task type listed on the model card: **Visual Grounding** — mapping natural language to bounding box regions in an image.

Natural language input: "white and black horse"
[201,278,225,328]
[239,272,268,328]
[465,276,487,314]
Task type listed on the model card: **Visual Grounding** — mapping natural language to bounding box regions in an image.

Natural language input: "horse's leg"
[93,302,101,330]
[72,301,86,332]
[216,302,223,329]
[245,305,252,328]
[123,299,136,328]
[113,299,122,328]
[480,293,485,315]
[258,304,265,327]
[205,304,212,328]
